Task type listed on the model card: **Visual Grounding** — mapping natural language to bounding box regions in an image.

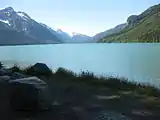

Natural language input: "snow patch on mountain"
[0,19,10,25]
[17,12,30,21]
[56,28,64,33]
[17,12,26,18]
[40,23,52,30]
[72,32,81,37]
[3,7,14,13]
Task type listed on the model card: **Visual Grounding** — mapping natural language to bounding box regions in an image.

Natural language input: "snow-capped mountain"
[0,7,94,44]
[56,29,73,42]
[71,32,92,43]
[54,29,93,43]
[0,7,61,45]
[0,19,10,26]
[0,6,116,45]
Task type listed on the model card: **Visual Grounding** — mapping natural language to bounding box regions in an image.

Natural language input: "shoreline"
[5,62,160,91]
[0,43,159,47]
[1,60,160,88]
[0,62,160,120]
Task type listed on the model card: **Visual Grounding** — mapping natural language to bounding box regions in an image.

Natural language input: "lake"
[0,43,160,86]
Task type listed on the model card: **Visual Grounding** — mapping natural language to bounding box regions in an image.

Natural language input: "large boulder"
[11,72,27,80]
[0,68,12,76]
[0,75,11,82]
[26,63,52,76]
[9,77,53,111]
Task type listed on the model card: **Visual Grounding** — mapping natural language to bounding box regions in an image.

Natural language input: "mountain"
[56,29,73,43]
[56,30,93,43]
[0,7,94,44]
[0,7,61,45]
[92,23,127,41]
[1,4,159,44]
[71,32,92,43]
[99,4,160,43]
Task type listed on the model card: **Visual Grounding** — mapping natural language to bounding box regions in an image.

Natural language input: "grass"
[9,64,22,73]
[0,62,3,69]
[99,4,160,43]
[2,64,160,119]
[100,15,160,43]
[8,64,160,97]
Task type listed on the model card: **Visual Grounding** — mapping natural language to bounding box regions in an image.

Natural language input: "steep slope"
[92,23,126,41]
[0,7,95,44]
[0,7,61,45]
[56,29,73,43]
[0,29,37,45]
[99,4,160,43]
[0,21,58,45]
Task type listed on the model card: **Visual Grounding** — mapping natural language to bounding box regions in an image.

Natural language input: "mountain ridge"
[99,3,160,43]
[0,6,128,44]
[0,4,159,44]
[0,7,62,45]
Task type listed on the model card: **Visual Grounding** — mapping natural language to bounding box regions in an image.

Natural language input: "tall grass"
[6,64,160,97]
[9,64,22,73]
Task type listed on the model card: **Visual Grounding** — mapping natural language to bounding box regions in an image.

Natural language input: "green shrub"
[6,64,160,97]
[55,67,76,77]
[0,62,4,69]
[22,65,53,77]
[10,64,22,73]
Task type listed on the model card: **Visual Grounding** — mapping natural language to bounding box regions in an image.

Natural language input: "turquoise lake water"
[0,43,160,86]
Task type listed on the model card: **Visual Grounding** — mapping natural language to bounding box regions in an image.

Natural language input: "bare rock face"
[127,15,140,27]
[9,77,52,111]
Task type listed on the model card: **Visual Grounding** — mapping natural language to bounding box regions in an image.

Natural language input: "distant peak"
[17,11,31,19]
[17,11,28,15]
[72,32,89,37]
[72,32,81,36]
[56,29,67,34]
[4,6,14,12]
[56,28,63,32]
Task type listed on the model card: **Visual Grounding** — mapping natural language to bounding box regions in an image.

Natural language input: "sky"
[0,0,160,36]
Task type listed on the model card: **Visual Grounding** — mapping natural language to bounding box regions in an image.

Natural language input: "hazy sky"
[0,0,160,36]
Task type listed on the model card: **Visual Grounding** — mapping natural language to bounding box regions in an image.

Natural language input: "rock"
[60,107,78,120]
[9,77,52,111]
[11,72,27,80]
[127,15,140,27]
[0,79,10,118]
[94,111,132,120]
[0,75,11,82]
[0,68,12,76]
[86,104,104,112]
[27,63,52,76]
[52,101,60,106]
[72,107,89,120]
